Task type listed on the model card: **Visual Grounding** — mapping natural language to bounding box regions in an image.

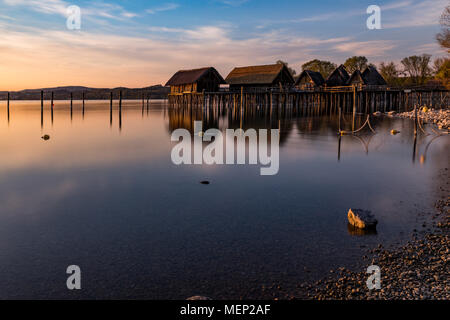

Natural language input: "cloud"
[334,40,397,57]
[216,0,250,7]
[0,21,353,90]
[382,0,448,29]
[146,3,179,14]
[1,0,139,20]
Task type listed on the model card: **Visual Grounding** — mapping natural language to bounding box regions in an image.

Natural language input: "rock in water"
[348,209,378,229]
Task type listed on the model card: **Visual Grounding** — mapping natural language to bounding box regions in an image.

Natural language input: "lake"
[0,100,448,299]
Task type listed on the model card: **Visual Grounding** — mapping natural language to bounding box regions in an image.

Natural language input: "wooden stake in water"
[7,92,10,122]
[51,92,54,124]
[82,92,85,116]
[70,92,73,120]
[110,91,113,126]
[119,91,122,131]
[41,90,44,128]
[352,85,356,132]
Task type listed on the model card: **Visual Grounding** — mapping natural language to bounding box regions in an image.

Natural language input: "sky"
[0,0,448,90]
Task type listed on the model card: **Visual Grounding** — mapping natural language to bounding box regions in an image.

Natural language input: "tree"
[301,59,337,78]
[433,57,447,74]
[344,56,369,74]
[436,6,450,52]
[434,58,450,88]
[379,62,399,86]
[276,60,297,77]
[400,54,432,85]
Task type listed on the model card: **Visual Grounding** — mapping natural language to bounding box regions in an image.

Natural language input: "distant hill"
[0,85,170,100]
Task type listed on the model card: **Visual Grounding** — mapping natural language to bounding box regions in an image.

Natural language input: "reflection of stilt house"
[165,67,225,94]
[347,66,387,89]
[325,65,350,87]
[225,64,295,92]
[295,70,325,91]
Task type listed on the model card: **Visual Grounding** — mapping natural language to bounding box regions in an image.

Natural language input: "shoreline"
[396,108,450,131]
[298,167,449,300]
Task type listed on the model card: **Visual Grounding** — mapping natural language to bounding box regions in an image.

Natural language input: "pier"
[168,86,449,116]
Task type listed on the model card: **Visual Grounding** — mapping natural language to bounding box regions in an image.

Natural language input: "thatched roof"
[326,65,350,87]
[295,70,325,86]
[362,66,387,85]
[225,64,295,85]
[348,70,366,85]
[165,67,225,86]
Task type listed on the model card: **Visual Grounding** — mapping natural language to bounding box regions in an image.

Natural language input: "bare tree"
[400,55,432,85]
[379,62,399,86]
[436,6,450,52]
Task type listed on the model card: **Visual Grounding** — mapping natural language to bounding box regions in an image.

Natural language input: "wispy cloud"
[2,0,139,20]
[0,21,355,90]
[146,3,179,14]
[382,0,447,29]
[334,40,397,57]
[216,0,250,7]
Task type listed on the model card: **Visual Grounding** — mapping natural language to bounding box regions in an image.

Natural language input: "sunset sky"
[0,0,448,91]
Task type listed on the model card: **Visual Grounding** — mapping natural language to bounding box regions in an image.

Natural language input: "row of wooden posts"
[4,90,154,112]
[3,91,155,131]
[168,88,449,115]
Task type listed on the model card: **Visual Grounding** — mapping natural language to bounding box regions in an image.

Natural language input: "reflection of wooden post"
[414,105,418,136]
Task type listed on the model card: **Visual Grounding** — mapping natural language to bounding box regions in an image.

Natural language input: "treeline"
[278,5,450,89]
[0,85,170,100]
[277,54,449,88]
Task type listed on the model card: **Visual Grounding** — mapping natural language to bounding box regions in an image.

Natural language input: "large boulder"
[348,209,378,229]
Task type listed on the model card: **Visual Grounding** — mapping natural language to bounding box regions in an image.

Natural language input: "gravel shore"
[396,108,450,131]
[301,168,449,300]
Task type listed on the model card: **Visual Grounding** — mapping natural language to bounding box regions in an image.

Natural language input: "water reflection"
[0,99,448,299]
[347,223,378,236]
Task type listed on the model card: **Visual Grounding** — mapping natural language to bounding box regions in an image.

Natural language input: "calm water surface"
[0,100,448,299]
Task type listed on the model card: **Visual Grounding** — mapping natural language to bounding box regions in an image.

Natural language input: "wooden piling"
[7,92,10,122]
[82,92,85,115]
